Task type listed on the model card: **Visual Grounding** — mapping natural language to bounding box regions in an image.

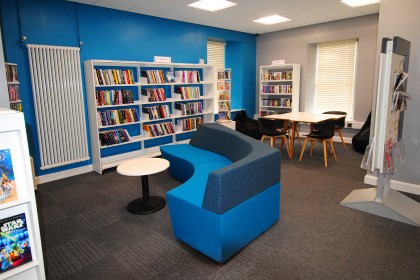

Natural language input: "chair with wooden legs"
[299,119,337,167]
[258,118,290,156]
[323,111,347,149]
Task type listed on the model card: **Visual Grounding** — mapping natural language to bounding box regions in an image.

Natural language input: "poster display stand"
[340,37,420,227]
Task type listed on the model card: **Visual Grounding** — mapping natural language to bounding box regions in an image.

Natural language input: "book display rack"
[0,109,45,279]
[216,69,231,120]
[84,60,214,174]
[5,63,22,112]
[259,64,300,117]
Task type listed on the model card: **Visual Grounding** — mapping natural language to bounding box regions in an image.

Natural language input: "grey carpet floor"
[35,143,420,280]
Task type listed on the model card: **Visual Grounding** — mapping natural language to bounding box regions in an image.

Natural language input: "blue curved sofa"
[160,123,281,263]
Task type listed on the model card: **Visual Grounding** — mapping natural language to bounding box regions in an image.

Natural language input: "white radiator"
[27,44,90,170]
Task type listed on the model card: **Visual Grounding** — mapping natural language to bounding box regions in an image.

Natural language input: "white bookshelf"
[0,109,45,279]
[259,64,300,117]
[84,60,214,174]
[216,68,231,120]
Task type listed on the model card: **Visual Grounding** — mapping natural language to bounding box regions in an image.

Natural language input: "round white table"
[117,157,170,214]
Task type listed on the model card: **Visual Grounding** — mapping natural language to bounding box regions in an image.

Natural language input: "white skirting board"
[340,187,420,226]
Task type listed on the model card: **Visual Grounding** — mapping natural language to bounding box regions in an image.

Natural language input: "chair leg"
[323,140,328,167]
[282,135,290,157]
[329,138,338,161]
[310,140,316,156]
[299,138,309,161]
[261,135,266,142]
[270,136,275,147]
[295,126,301,146]
[337,129,347,149]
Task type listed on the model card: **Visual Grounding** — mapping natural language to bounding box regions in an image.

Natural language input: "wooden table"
[117,157,170,214]
[266,112,345,158]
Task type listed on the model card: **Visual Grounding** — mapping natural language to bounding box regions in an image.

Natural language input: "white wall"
[370,0,420,188]
[256,14,378,123]
[0,24,10,108]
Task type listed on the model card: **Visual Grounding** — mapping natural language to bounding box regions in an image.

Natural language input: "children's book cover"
[0,149,18,204]
[0,213,32,273]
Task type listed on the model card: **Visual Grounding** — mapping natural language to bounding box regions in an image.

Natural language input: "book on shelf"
[218,91,230,100]
[94,69,134,85]
[143,122,175,137]
[5,64,18,83]
[7,85,20,102]
[174,70,201,83]
[143,105,170,120]
[96,89,134,106]
[99,129,130,146]
[175,102,202,116]
[218,112,230,120]
[141,70,168,84]
[9,103,22,112]
[260,85,292,94]
[97,108,139,127]
[141,88,166,102]
[218,101,231,111]
[0,149,18,204]
[217,70,231,80]
[177,117,202,131]
[0,213,33,274]
[176,87,200,99]
[261,71,293,81]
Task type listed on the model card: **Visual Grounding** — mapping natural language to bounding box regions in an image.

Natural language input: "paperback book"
[0,149,18,204]
[0,213,32,274]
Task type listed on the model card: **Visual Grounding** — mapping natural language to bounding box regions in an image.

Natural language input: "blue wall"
[0,0,256,177]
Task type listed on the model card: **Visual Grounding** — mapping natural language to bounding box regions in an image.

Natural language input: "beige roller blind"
[207,40,225,113]
[315,39,357,119]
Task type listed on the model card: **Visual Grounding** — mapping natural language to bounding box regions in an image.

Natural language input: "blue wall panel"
[0,0,256,177]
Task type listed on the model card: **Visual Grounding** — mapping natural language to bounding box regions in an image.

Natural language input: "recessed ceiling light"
[254,15,290,25]
[341,0,380,7]
[188,0,237,12]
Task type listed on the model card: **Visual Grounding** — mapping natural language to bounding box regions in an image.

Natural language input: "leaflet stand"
[340,37,420,227]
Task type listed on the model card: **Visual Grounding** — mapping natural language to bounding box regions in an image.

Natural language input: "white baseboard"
[364,174,420,196]
[35,165,93,185]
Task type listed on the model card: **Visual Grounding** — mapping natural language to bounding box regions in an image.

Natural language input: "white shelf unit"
[216,68,231,120]
[84,60,214,174]
[0,109,45,279]
[259,64,300,117]
[5,63,22,112]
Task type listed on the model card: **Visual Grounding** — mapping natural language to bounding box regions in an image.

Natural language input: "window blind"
[207,41,225,113]
[315,39,357,119]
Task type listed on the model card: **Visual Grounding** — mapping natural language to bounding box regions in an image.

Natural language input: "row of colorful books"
[261,71,293,81]
[96,89,134,106]
[141,70,168,84]
[95,69,135,85]
[218,112,231,120]
[143,122,175,137]
[261,99,292,107]
[143,105,170,120]
[176,86,200,99]
[141,88,167,102]
[177,117,202,131]
[261,85,292,94]
[218,101,231,111]
[217,70,231,80]
[175,102,203,116]
[8,85,20,101]
[175,70,201,83]
[97,108,139,127]
[99,129,130,146]
[5,64,18,83]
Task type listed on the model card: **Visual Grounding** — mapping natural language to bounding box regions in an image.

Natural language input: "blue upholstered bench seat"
[160,123,281,263]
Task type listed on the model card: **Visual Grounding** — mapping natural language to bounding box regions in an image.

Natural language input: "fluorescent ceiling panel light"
[341,0,380,7]
[188,0,237,12]
[253,15,290,25]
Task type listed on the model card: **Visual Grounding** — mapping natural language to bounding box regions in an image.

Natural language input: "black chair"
[323,111,347,149]
[258,118,290,155]
[234,110,262,139]
[299,118,337,167]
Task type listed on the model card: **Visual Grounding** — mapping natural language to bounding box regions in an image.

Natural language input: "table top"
[265,112,344,124]
[117,157,170,176]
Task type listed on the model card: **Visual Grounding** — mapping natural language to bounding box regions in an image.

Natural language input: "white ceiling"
[67,0,379,34]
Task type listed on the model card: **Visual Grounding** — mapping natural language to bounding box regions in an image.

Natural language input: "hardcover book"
[0,213,32,274]
[0,149,18,204]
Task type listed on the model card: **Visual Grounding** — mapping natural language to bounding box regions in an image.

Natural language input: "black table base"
[127,175,166,214]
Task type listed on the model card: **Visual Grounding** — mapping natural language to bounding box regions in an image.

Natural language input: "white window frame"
[207,40,225,113]
[314,39,358,119]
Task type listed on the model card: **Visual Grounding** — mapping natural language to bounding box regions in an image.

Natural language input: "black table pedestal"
[127,175,166,214]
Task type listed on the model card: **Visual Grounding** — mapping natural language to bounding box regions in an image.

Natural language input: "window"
[314,39,357,119]
[207,40,225,113]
